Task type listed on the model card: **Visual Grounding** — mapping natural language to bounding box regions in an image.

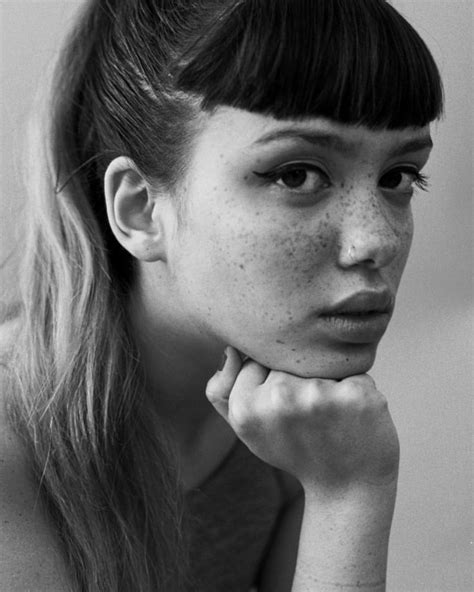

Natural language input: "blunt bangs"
[175,0,444,129]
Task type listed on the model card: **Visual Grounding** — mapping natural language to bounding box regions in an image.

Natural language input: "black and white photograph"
[0,1,472,591]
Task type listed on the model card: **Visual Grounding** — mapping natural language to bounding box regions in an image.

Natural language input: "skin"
[105,107,433,589]
[105,105,432,444]
[161,109,431,381]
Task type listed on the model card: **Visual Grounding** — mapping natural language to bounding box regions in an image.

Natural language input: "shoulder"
[0,322,71,591]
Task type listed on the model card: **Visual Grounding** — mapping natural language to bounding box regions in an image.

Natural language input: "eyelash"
[253,163,327,185]
[253,164,331,198]
[392,168,430,192]
[253,164,430,194]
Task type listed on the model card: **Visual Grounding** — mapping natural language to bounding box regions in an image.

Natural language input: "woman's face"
[165,107,432,379]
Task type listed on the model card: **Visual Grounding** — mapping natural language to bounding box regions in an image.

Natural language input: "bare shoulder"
[0,322,71,591]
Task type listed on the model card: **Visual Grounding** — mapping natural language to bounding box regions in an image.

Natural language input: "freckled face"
[167,108,432,378]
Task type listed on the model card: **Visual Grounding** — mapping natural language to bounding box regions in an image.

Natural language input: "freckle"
[345,357,350,362]
[296,359,301,364]
[239,264,245,270]
[291,348,297,352]
[276,340,285,344]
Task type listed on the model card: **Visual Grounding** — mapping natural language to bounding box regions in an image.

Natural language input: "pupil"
[282,169,307,188]
[383,171,402,189]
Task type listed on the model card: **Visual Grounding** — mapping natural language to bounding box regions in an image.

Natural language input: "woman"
[0,0,443,590]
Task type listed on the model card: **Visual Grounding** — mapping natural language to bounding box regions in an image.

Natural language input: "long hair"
[6,1,443,590]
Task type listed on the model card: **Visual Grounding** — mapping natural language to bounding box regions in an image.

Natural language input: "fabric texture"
[186,440,290,592]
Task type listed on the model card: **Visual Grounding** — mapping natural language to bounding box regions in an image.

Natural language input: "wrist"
[302,470,398,505]
[302,477,398,534]
[293,482,397,591]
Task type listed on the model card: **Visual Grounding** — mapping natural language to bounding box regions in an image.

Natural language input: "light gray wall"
[1,1,472,590]
[371,2,473,589]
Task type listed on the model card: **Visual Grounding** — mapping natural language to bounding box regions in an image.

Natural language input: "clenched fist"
[206,346,399,495]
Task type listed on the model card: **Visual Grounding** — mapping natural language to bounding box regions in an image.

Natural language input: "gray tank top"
[186,440,290,592]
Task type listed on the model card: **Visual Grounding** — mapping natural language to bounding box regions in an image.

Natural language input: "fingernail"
[218,350,227,371]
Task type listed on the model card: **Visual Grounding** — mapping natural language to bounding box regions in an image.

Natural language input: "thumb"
[206,346,243,421]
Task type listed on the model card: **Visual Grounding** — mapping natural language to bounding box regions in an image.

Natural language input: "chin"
[264,343,378,381]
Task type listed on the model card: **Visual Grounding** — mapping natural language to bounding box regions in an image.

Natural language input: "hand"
[206,347,399,495]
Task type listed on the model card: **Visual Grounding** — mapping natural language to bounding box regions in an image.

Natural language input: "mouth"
[322,290,394,316]
[318,291,394,343]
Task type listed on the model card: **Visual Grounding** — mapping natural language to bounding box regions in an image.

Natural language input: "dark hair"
[177,0,443,126]
[58,0,443,288]
[11,1,443,591]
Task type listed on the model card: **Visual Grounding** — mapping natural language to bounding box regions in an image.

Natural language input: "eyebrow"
[389,137,434,157]
[251,129,433,157]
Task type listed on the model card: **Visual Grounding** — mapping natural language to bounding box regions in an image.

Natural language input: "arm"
[257,482,395,592]
[291,482,396,591]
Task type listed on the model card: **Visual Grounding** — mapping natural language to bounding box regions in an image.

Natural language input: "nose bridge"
[337,186,399,269]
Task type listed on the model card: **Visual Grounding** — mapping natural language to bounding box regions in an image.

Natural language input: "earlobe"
[104,157,169,262]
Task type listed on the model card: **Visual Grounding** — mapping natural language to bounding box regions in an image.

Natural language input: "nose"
[337,192,405,270]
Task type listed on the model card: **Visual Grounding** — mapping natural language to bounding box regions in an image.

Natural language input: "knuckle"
[303,382,325,409]
[268,376,318,419]
[228,399,257,435]
[344,373,376,390]
[269,380,293,407]
[266,376,298,417]
[337,375,375,404]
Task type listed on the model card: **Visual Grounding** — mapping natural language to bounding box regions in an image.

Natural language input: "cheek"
[369,208,413,298]
[393,211,414,274]
[213,215,333,305]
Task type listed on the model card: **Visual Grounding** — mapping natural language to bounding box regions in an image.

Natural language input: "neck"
[128,270,224,443]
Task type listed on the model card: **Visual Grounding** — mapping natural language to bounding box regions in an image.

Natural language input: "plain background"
[0,1,472,590]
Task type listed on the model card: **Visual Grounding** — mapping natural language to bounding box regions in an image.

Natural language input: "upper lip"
[321,291,394,315]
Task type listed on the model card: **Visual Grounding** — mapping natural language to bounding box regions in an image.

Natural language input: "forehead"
[196,107,433,160]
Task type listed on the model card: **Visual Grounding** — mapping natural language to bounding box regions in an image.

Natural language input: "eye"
[254,164,331,194]
[380,167,429,193]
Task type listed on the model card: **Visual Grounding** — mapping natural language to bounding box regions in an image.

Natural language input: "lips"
[321,290,394,316]
[317,291,394,343]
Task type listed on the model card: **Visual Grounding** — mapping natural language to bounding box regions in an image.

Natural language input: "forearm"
[291,482,397,592]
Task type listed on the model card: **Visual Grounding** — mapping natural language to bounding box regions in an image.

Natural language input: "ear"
[104,157,173,262]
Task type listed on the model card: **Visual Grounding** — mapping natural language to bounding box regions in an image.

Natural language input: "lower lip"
[318,312,390,343]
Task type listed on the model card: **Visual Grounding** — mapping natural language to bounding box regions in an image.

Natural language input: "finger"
[205,346,243,421]
[334,373,378,407]
[232,358,270,396]
[340,373,376,389]
[227,359,270,424]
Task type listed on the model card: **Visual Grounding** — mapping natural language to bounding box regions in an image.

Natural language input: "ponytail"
[9,2,191,589]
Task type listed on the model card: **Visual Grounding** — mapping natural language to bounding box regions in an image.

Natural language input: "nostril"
[339,239,389,270]
[347,245,356,264]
